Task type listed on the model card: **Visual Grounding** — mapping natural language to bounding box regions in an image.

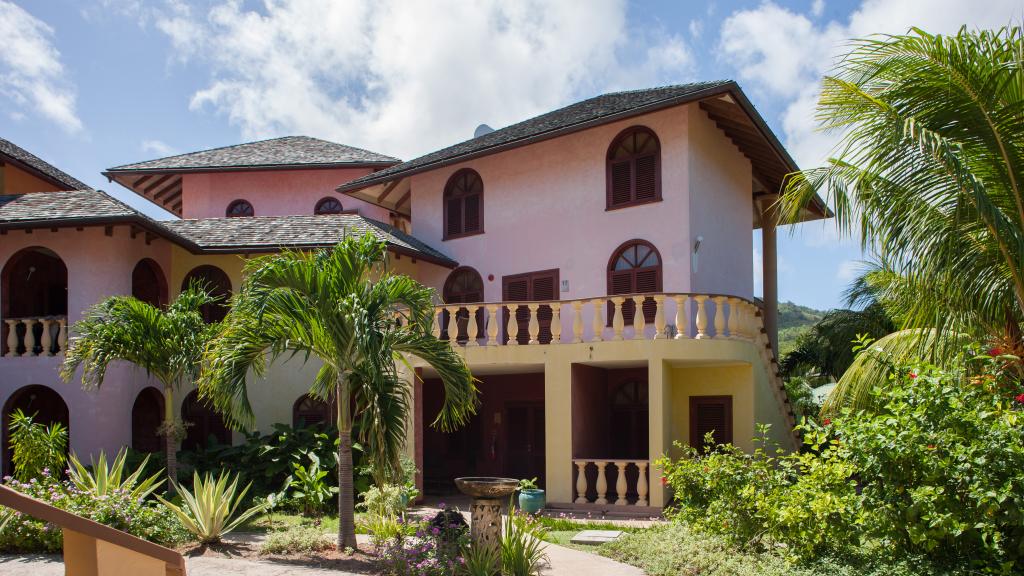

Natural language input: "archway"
[1,247,68,355]
[180,390,231,450]
[2,384,70,476]
[132,387,165,453]
[132,259,168,307]
[293,394,334,429]
[181,265,232,323]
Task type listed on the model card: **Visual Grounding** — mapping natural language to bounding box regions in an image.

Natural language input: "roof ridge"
[0,137,90,190]
[167,213,362,224]
[107,135,308,170]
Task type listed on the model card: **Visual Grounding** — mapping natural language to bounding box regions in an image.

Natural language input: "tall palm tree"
[60,286,218,488]
[780,26,1024,410]
[199,233,477,550]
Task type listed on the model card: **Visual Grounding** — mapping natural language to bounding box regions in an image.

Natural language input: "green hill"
[777,301,826,357]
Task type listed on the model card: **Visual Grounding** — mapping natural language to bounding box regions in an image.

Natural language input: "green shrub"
[7,409,67,481]
[500,510,548,576]
[67,448,164,501]
[157,472,267,543]
[289,451,338,517]
[260,525,333,554]
[359,483,407,517]
[0,471,188,552]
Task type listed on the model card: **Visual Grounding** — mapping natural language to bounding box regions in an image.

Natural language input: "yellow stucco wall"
[1,163,64,194]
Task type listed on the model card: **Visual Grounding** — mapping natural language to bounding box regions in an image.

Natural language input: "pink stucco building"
[0,81,826,512]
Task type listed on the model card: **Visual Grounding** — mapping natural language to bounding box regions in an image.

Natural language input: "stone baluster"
[527,304,540,345]
[694,296,709,339]
[5,320,19,357]
[486,305,499,346]
[632,298,645,340]
[611,297,625,341]
[673,295,688,339]
[591,299,605,342]
[466,305,480,347]
[713,296,726,339]
[504,305,516,346]
[57,319,67,354]
[594,461,609,505]
[24,319,38,356]
[574,461,589,504]
[727,298,741,339]
[432,309,441,339]
[614,461,629,505]
[446,306,459,344]
[636,462,649,506]
[40,319,54,356]
[571,301,584,343]
[653,295,666,339]
[550,303,562,344]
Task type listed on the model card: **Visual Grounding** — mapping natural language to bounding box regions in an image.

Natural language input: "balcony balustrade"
[3,316,68,357]
[572,459,650,507]
[429,293,760,346]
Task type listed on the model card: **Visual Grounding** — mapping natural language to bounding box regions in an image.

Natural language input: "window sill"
[605,197,663,212]
[443,230,485,241]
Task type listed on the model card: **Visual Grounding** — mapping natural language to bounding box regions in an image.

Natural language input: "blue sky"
[2,0,1020,310]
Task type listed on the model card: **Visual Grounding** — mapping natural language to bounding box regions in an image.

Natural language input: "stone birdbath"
[454,477,519,553]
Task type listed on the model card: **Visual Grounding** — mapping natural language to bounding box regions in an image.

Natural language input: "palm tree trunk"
[163,386,177,494]
[336,374,357,551]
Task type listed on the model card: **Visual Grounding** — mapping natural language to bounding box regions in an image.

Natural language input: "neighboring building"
[0,81,827,513]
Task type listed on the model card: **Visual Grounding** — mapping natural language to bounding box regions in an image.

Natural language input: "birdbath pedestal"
[454,477,518,553]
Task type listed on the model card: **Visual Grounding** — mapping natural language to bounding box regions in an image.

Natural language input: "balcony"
[3,316,68,357]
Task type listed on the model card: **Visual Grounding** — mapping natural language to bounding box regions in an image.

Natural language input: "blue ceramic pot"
[518,489,546,514]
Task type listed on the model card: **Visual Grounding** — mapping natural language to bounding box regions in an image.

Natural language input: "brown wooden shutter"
[532,272,556,344]
[446,197,463,236]
[635,155,657,201]
[464,194,480,232]
[502,270,559,344]
[610,161,632,206]
[689,396,733,450]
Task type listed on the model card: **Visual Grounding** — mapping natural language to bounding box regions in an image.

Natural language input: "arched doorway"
[132,259,168,307]
[132,387,165,453]
[292,394,334,429]
[181,265,232,323]
[180,390,231,450]
[442,267,485,343]
[1,247,68,355]
[607,240,662,326]
[2,385,70,476]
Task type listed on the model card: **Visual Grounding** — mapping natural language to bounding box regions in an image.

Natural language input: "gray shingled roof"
[0,190,139,223]
[162,214,455,265]
[0,138,89,191]
[108,136,399,172]
[338,81,739,191]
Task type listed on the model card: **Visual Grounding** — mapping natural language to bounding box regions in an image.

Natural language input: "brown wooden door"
[504,402,545,485]
[502,269,558,344]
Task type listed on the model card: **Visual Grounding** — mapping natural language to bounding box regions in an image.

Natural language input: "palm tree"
[198,233,477,550]
[60,286,218,488]
[780,26,1024,409]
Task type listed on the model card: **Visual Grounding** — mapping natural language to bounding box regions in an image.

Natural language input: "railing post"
[611,297,625,341]
[574,461,589,504]
[591,299,605,342]
[727,298,740,339]
[432,309,441,339]
[673,295,688,339]
[571,301,584,344]
[550,303,562,344]
[445,306,458,345]
[694,296,709,339]
[614,461,628,505]
[505,305,517,346]
[58,319,67,354]
[486,305,499,346]
[636,462,649,507]
[594,461,609,505]
[40,319,54,356]
[24,319,38,356]
[653,295,666,339]
[632,298,645,340]
[527,304,540,345]
[466,305,480,347]
[4,320,19,357]
[713,296,726,339]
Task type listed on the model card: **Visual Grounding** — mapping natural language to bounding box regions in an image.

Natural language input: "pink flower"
[823,418,832,426]
[1014,393,1024,404]
[908,372,917,379]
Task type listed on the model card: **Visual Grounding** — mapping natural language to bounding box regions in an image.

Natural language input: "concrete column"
[759,194,780,356]
[647,359,670,508]
[544,359,572,503]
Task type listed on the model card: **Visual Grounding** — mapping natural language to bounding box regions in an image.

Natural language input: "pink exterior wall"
[181,168,392,221]
[410,104,694,301]
[0,227,173,474]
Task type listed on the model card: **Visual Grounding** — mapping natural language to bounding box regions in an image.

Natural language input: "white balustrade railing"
[572,459,650,507]
[432,293,760,347]
[2,316,68,357]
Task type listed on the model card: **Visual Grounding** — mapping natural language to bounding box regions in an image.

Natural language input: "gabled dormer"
[103,136,399,219]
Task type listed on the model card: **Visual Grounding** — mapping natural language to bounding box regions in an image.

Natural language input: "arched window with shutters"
[606,126,661,209]
[607,240,662,325]
[293,394,334,429]
[443,267,485,343]
[225,199,254,217]
[314,197,344,215]
[443,169,484,239]
[181,265,232,323]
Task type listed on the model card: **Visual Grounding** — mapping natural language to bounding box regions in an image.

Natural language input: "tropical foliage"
[7,409,67,481]
[289,451,338,517]
[67,448,164,501]
[61,285,219,485]
[780,25,1024,410]
[200,233,476,549]
[157,471,267,544]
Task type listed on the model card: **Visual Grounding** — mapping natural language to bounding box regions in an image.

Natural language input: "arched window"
[181,390,231,450]
[607,240,662,325]
[2,385,69,476]
[132,259,168,307]
[181,265,232,323]
[314,197,344,215]
[443,169,483,239]
[293,394,334,429]
[606,126,661,209]
[2,247,68,355]
[442,267,485,343]
[132,387,165,453]
[225,199,254,217]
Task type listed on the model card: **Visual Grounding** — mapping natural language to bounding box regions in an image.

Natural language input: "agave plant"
[156,472,267,544]
[68,448,164,501]
[501,507,548,576]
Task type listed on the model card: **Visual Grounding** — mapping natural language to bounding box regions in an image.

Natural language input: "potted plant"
[517,477,545,514]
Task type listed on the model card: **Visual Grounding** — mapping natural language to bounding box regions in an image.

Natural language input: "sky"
[2,0,1021,310]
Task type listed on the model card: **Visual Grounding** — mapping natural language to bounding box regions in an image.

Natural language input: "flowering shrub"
[377,506,468,576]
[0,470,188,552]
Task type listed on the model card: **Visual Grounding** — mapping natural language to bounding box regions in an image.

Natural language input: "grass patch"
[240,512,369,534]
[261,525,334,555]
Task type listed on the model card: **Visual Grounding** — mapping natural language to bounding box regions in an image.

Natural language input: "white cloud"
[141,139,176,156]
[835,259,861,282]
[689,19,703,39]
[0,1,82,132]
[150,0,692,159]
[811,0,825,17]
